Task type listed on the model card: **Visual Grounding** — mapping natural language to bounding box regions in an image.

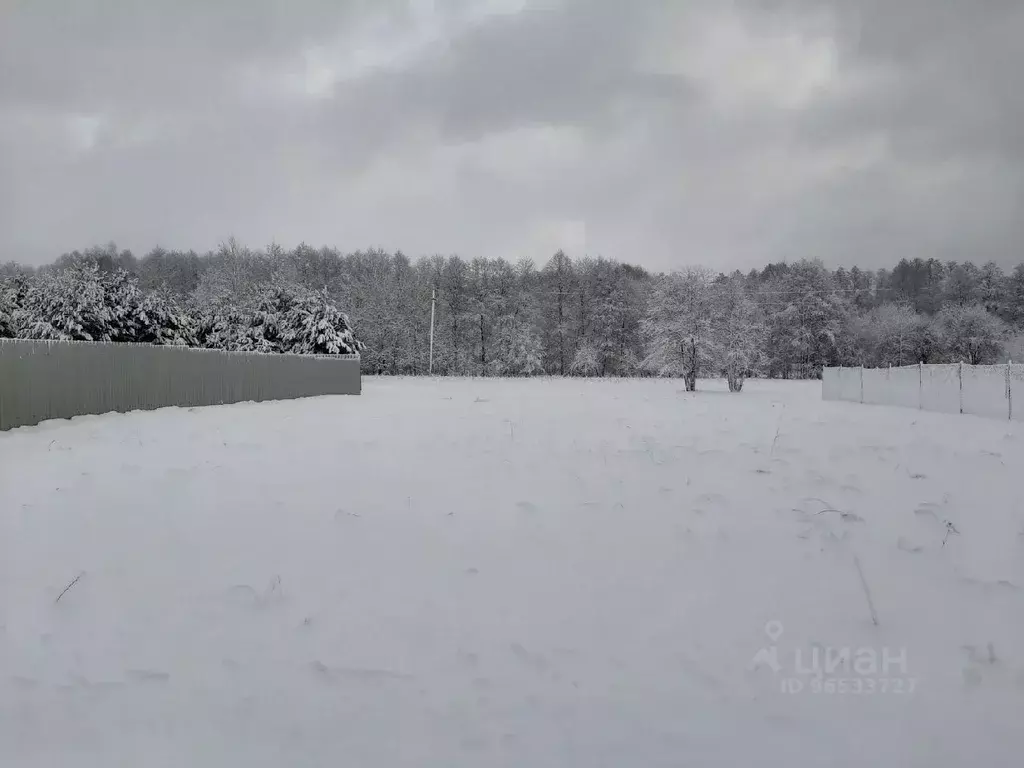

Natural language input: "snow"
[2,377,1023,767]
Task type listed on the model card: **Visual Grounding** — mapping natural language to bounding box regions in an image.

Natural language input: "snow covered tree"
[493,317,544,375]
[134,288,199,346]
[103,267,180,343]
[289,288,365,355]
[711,278,764,392]
[853,303,940,366]
[21,237,1024,378]
[874,303,921,366]
[977,261,1006,316]
[642,268,717,391]
[344,250,421,373]
[21,262,114,341]
[760,260,848,378]
[195,283,363,355]
[138,247,204,297]
[192,237,271,310]
[436,256,473,374]
[488,260,544,376]
[587,259,647,376]
[288,243,351,297]
[1002,264,1024,328]
[936,304,1008,365]
[540,251,577,375]
[240,284,297,353]
[102,268,144,340]
[196,306,249,351]
[942,261,982,308]
[889,258,947,315]
[466,257,499,375]
[569,340,601,376]
[19,263,199,345]
[0,277,24,338]
[846,266,876,312]
[0,297,11,339]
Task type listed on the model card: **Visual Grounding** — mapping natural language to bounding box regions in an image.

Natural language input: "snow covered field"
[2,377,1023,767]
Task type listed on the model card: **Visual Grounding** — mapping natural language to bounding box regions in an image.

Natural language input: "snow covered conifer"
[197,307,248,351]
[289,288,365,355]
[21,262,113,341]
[0,277,21,338]
[240,284,296,353]
[103,267,149,341]
[135,288,199,346]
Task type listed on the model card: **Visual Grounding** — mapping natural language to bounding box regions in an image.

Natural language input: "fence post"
[860,365,864,403]
[959,361,963,415]
[919,360,923,409]
[1008,360,1013,421]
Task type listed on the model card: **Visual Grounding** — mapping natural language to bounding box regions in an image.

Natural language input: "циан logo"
[750,620,917,695]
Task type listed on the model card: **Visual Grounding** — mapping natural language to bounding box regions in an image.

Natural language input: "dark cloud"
[414,0,693,140]
[1,0,1022,271]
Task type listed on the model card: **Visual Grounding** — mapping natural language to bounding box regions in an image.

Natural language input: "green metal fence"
[0,339,360,431]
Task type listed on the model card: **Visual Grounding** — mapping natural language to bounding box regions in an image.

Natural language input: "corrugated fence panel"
[0,339,360,431]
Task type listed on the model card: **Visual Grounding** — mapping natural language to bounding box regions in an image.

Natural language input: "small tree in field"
[642,268,716,391]
[712,279,764,392]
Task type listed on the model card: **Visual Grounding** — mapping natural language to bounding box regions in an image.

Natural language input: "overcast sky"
[2,0,1022,272]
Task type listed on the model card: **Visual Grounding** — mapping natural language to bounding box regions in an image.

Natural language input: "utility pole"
[428,288,436,375]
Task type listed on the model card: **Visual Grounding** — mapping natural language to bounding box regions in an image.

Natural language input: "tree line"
[2,241,1021,386]
[0,243,363,355]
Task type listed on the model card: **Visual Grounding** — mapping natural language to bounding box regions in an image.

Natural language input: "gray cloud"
[1,0,1022,272]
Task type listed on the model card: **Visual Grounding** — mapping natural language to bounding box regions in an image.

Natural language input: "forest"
[2,241,1021,386]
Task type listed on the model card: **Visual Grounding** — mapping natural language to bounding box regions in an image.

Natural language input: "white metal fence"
[822,363,1023,421]
[0,339,361,431]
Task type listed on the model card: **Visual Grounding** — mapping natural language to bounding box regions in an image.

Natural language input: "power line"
[424,286,886,299]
